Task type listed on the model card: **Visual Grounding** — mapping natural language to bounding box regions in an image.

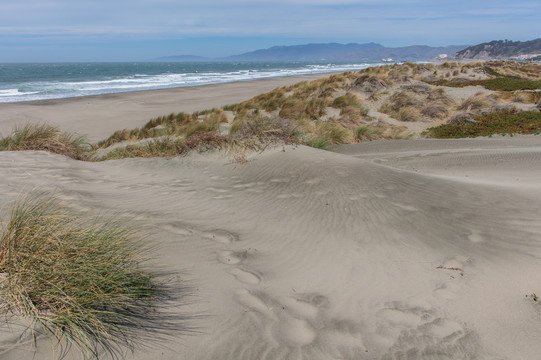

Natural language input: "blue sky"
[0,0,539,62]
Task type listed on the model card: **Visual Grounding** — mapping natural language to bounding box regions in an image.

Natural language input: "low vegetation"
[0,193,175,358]
[427,76,541,92]
[425,110,541,138]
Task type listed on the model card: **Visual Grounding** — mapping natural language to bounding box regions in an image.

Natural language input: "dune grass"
[0,193,170,358]
[0,123,88,160]
[355,125,384,141]
[99,133,235,161]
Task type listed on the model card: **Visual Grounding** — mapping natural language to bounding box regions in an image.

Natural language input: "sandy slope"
[1,135,541,359]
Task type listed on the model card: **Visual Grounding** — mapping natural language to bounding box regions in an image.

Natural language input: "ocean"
[0,62,380,103]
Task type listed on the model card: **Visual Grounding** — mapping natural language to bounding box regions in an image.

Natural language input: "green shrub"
[425,110,541,138]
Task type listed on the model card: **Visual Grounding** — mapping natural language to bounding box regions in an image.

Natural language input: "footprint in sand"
[277,296,321,320]
[275,316,317,347]
[197,229,239,243]
[433,282,461,300]
[157,222,193,236]
[227,268,261,284]
[234,289,273,316]
[374,300,479,359]
[213,194,234,199]
[217,250,246,265]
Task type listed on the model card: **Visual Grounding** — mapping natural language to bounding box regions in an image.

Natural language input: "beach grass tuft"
[0,123,88,160]
[0,192,172,358]
[355,125,384,141]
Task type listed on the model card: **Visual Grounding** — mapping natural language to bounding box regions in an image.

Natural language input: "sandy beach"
[1,77,541,360]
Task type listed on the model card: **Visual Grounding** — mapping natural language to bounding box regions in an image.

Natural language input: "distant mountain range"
[153,42,468,63]
[455,38,541,60]
[154,39,541,63]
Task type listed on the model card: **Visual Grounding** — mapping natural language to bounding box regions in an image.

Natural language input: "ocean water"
[0,62,380,103]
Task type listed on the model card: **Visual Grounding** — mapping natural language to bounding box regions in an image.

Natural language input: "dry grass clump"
[422,104,449,119]
[231,115,299,143]
[400,83,430,95]
[100,133,235,161]
[0,193,174,358]
[99,137,186,160]
[397,106,422,122]
[458,93,494,112]
[305,122,351,149]
[427,88,454,105]
[331,93,369,123]
[251,88,287,112]
[497,91,541,104]
[379,83,454,122]
[379,91,422,115]
[484,61,541,80]
[98,109,228,149]
[355,125,384,141]
[351,74,389,94]
[278,98,307,120]
[0,123,88,160]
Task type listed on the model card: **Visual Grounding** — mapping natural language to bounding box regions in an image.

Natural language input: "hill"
[223,43,467,62]
[154,42,468,63]
[223,42,383,61]
[455,38,541,60]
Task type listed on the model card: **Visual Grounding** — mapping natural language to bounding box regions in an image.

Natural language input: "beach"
[1,75,541,359]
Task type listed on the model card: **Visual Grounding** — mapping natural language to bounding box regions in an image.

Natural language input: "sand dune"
[1,134,541,359]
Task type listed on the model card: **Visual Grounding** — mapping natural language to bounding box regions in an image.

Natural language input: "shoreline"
[0,72,337,142]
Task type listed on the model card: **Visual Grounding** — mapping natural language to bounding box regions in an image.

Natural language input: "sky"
[0,0,539,62]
